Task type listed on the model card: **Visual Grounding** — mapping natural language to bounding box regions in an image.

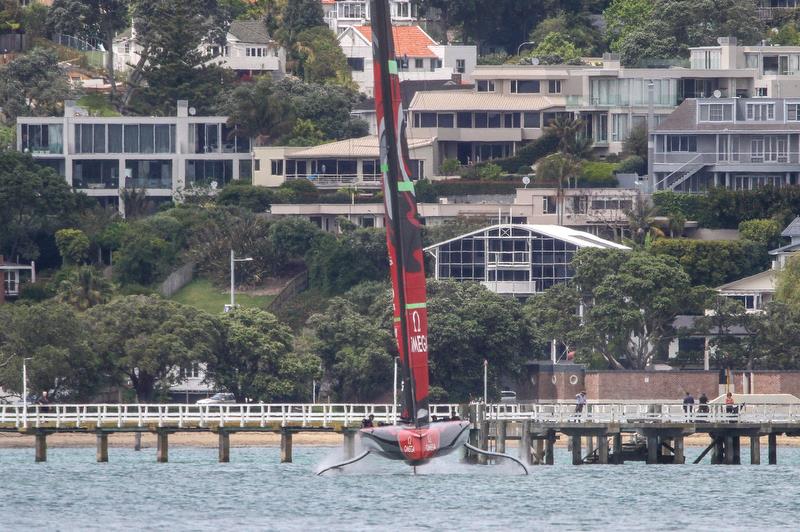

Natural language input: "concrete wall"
[159,262,195,298]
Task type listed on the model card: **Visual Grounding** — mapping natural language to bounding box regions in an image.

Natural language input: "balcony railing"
[287,174,382,188]
[653,152,798,165]
[481,280,536,295]
[566,95,678,108]
[73,178,118,189]
[125,177,173,189]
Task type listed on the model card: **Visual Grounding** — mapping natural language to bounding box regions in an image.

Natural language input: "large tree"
[46,0,129,99]
[276,0,323,48]
[0,152,79,261]
[207,307,320,402]
[87,296,221,401]
[0,48,74,124]
[217,76,294,145]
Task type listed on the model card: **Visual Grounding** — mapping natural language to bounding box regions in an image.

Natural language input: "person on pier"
[682,392,695,414]
[698,392,709,414]
[575,391,587,414]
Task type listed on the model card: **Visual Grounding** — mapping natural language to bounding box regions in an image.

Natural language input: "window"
[523,112,540,128]
[347,57,365,72]
[789,103,800,121]
[611,113,628,142]
[437,113,454,128]
[361,216,375,228]
[698,103,733,122]
[457,112,472,128]
[666,135,697,152]
[254,159,261,172]
[124,160,172,189]
[21,124,63,154]
[548,80,562,94]
[477,80,495,92]
[503,113,520,128]
[186,160,233,187]
[487,112,501,128]
[270,159,284,175]
[746,102,775,121]
[511,80,540,93]
[456,59,466,74]
[474,112,488,128]
[543,197,556,214]
[420,112,437,127]
[75,124,107,154]
[72,160,119,189]
[415,58,424,69]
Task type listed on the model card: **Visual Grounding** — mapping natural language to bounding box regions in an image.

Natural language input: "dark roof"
[769,241,800,255]
[228,21,271,44]
[353,79,474,111]
[782,216,800,238]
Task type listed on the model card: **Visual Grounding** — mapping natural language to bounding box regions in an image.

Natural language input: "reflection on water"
[1,445,798,530]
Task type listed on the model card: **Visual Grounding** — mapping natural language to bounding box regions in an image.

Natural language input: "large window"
[511,80,540,94]
[457,112,472,128]
[192,123,220,153]
[548,80,562,94]
[75,124,106,154]
[666,135,697,152]
[788,103,800,121]
[523,112,540,128]
[611,113,628,142]
[690,49,721,69]
[347,57,365,72]
[72,160,119,189]
[746,102,775,121]
[186,160,233,187]
[21,123,63,154]
[124,160,172,189]
[698,103,733,122]
[119,124,176,153]
[477,80,495,92]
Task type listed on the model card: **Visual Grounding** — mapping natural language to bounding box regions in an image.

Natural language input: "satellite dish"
[210,180,218,190]
[530,57,540,66]
[713,90,722,99]
[189,107,197,116]
[522,175,531,188]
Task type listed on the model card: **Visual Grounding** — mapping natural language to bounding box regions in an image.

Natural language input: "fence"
[268,269,309,312]
[0,34,29,53]
[159,263,195,298]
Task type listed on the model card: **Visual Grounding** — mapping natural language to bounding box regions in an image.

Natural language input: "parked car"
[499,390,517,404]
[196,393,236,405]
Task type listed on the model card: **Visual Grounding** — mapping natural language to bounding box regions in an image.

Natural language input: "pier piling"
[96,433,108,463]
[518,421,531,465]
[534,439,544,465]
[35,432,46,463]
[750,435,761,465]
[571,436,582,465]
[598,435,609,464]
[281,429,293,463]
[156,431,169,463]
[343,430,356,460]
[674,435,684,464]
[218,431,230,463]
[768,433,777,465]
[545,433,554,465]
[724,435,734,465]
[646,435,658,465]
[495,421,507,454]
[612,433,622,465]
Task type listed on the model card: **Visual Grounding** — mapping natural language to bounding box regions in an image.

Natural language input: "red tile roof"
[353,25,438,58]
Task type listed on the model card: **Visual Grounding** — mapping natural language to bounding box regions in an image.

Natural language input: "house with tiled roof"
[337,25,476,97]
[112,20,285,79]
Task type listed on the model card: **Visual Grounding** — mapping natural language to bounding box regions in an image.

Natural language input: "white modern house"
[113,20,285,79]
[17,100,253,215]
[338,25,476,96]
[322,0,419,34]
[424,224,629,297]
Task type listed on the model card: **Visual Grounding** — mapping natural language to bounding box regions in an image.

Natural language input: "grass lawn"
[170,279,275,315]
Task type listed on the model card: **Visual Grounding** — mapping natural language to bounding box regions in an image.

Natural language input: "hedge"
[489,134,559,173]
[578,161,618,187]
[414,179,521,202]
[649,238,769,287]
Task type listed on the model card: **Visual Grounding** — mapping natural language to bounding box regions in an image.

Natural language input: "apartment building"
[113,20,285,79]
[18,100,253,214]
[651,97,800,192]
[322,0,419,34]
[338,25,476,97]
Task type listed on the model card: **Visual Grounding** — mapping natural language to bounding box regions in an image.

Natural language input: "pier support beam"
[518,421,531,465]
[156,431,168,463]
[35,432,47,463]
[724,435,734,465]
[134,432,142,451]
[343,430,356,460]
[612,434,623,465]
[478,419,489,464]
[732,436,741,465]
[96,432,109,463]
[218,431,230,463]
[598,435,609,464]
[495,421,507,454]
[750,435,761,465]
[768,433,777,465]
[646,435,658,465]
[534,439,544,465]
[545,433,554,465]
[571,436,582,465]
[674,435,684,465]
[711,437,723,464]
[281,430,293,463]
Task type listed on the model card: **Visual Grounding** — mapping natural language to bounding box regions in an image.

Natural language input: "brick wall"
[585,371,719,401]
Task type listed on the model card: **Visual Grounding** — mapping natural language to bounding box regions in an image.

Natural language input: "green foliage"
[739,218,782,249]
[776,255,800,311]
[477,162,503,180]
[652,191,708,223]
[87,295,221,401]
[276,0,324,47]
[275,177,320,203]
[55,265,114,310]
[215,183,274,212]
[604,0,654,50]
[0,0,22,32]
[0,152,80,262]
[307,229,388,295]
[114,231,170,286]
[490,134,560,172]
[617,155,646,175]
[440,159,461,175]
[649,238,769,287]
[771,23,800,46]
[531,31,583,64]
[530,11,606,56]
[285,118,326,146]
[268,217,321,260]
[623,124,648,159]
[18,282,54,302]
[579,161,619,187]
[0,48,75,124]
[55,228,90,266]
[0,125,14,151]
[478,52,510,65]
[0,301,99,400]
[413,179,521,202]
[217,76,294,144]
[422,217,491,248]
[294,26,353,86]
[208,307,319,401]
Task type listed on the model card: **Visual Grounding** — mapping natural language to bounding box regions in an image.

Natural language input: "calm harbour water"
[1,444,799,531]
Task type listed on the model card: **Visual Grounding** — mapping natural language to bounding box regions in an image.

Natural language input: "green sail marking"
[405,302,426,309]
[388,60,398,74]
[397,181,414,193]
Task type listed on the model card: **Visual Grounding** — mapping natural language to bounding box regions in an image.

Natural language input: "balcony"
[566,95,678,109]
[481,280,536,295]
[73,177,118,189]
[287,174,382,190]
[125,177,172,189]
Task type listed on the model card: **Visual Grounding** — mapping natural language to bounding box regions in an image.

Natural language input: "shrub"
[55,228,90,266]
[440,159,461,176]
[579,161,618,187]
[649,239,769,287]
[517,165,532,175]
[477,163,503,181]
[18,282,53,302]
[739,219,783,249]
[652,191,708,223]
[490,134,559,172]
[617,155,646,175]
[414,179,520,202]
[216,183,274,212]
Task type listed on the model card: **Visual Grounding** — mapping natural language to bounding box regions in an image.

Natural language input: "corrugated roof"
[228,21,272,44]
[424,224,630,251]
[782,216,800,238]
[288,135,435,158]
[353,79,474,111]
[656,99,800,132]
[716,269,776,292]
[353,25,438,58]
[410,91,565,112]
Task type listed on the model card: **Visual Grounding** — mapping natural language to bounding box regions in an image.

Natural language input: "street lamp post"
[483,359,488,404]
[22,357,32,429]
[517,41,536,57]
[229,249,254,310]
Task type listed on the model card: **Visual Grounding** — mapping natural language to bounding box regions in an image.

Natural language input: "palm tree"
[536,153,582,225]
[544,115,594,159]
[57,266,114,311]
[625,195,663,246]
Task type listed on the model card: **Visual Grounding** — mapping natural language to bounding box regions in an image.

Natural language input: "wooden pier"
[3,402,800,465]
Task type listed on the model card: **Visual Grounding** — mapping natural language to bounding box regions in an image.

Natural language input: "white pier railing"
[0,403,461,430]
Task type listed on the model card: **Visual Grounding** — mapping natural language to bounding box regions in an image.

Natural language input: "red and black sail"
[370,0,430,427]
